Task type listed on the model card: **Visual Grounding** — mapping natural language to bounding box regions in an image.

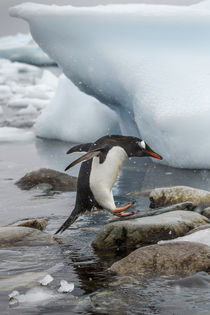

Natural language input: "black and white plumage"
[55,135,162,234]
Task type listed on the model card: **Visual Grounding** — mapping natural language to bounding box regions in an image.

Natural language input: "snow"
[35,74,120,143]
[10,0,210,168]
[0,127,34,142]
[159,228,210,247]
[57,280,74,293]
[0,33,55,66]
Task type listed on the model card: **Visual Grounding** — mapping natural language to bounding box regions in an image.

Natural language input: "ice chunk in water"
[39,274,54,286]
[58,280,74,293]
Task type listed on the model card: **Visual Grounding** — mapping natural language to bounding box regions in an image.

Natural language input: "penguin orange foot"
[55,135,162,234]
[111,201,137,216]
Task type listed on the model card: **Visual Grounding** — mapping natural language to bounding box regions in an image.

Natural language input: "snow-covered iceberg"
[10,1,210,168]
[0,33,55,66]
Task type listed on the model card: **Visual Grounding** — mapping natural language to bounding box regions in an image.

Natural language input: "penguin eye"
[139,140,146,150]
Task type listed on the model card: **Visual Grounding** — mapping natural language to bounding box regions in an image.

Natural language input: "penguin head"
[125,138,163,160]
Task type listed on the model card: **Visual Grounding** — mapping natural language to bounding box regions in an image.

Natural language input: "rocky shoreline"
[2,173,210,280]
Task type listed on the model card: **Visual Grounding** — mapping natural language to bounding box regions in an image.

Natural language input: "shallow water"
[1,64,210,314]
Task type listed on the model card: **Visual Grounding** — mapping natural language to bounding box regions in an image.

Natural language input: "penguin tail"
[54,207,79,234]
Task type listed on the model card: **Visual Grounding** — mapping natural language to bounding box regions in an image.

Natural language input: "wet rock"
[11,218,48,231]
[168,272,210,288]
[0,226,59,247]
[92,210,209,250]
[201,207,210,219]
[109,202,197,223]
[89,290,127,314]
[149,186,210,209]
[16,168,77,192]
[109,242,210,277]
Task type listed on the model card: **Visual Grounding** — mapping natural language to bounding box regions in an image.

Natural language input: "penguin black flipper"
[65,145,110,171]
[66,143,92,155]
[54,207,79,234]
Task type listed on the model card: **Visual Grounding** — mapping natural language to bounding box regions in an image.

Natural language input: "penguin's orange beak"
[147,151,163,160]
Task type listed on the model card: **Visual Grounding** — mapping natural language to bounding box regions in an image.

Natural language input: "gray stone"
[10,218,48,231]
[16,168,77,192]
[149,186,210,209]
[0,226,60,247]
[109,242,210,277]
[202,207,210,219]
[92,210,209,250]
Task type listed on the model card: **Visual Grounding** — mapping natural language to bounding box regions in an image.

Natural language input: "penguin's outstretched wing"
[65,145,110,171]
[66,143,92,154]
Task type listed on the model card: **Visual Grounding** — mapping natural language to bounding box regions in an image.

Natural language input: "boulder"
[92,210,209,250]
[11,218,48,231]
[201,207,210,220]
[109,242,210,277]
[0,226,60,247]
[16,168,77,191]
[149,186,210,209]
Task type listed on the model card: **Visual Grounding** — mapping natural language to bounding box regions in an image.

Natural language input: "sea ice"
[0,33,55,66]
[9,287,56,305]
[35,74,120,143]
[57,280,74,293]
[0,127,34,142]
[8,97,49,109]
[39,274,54,286]
[18,104,37,115]
[10,0,210,168]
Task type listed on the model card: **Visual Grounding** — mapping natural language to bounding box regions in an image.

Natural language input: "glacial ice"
[10,0,210,168]
[35,74,120,143]
[0,33,55,66]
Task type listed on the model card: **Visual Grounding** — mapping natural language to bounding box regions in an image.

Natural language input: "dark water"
[1,137,210,314]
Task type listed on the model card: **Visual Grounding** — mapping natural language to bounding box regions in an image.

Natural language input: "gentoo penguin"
[55,135,162,234]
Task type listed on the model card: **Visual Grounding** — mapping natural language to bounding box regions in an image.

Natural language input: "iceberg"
[0,33,55,66]
[35,74,120,143]
[10,1,210,168]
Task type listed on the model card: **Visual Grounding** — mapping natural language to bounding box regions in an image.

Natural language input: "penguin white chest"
[89,146,128,211]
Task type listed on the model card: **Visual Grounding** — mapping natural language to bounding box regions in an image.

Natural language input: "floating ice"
[10,0,210,168]
[0,33,55,66]
[18,104,37,115]
[0,127,34,142]
[36,74,119,143]
[0,105,3,115]
[9,287,56,306]
[58,280,74,293]
[159,228,210,247]
[39,274,54,286]
[8,97,49,109]
[0,85,12,99]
